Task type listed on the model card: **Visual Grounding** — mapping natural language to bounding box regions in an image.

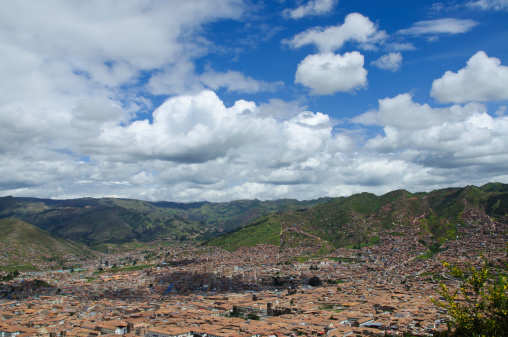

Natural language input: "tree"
[432,250,507,336]
[230,305,241,318]
[308,276,322,287]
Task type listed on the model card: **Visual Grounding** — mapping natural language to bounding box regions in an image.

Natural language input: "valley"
[0,183,507,336]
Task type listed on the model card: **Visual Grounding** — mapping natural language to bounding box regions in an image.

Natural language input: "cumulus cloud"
[295,52,368,95]
[431,51,508,103]
[0,89,340,199]
[2,89,508,202]
[397,18,478,37]
[466,0,508,11]
[285,13,387,53]
[284,0,338,19]
[370,52,402,72]
[354,94,508,174]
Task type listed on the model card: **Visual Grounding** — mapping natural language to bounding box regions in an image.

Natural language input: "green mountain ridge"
[1,183,507,252]
[207,183,508,252]
[0,196,327,247]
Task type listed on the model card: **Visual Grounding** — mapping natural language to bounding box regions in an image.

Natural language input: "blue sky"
[0,0,507,202]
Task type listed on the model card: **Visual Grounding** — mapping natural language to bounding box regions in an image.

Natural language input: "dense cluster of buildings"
[1,219,506,336]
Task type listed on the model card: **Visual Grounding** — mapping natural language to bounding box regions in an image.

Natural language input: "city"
[1,217,506,336]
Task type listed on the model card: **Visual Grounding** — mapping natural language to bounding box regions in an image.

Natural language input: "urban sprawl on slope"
[0,217,506,337]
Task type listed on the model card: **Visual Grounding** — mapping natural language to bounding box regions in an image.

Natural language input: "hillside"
[0,218,85,271]
[207,183,508,252]
[1,183,506,252]
[0,196,327,247]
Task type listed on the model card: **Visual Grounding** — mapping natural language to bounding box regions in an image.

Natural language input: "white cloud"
[358,93,484,131]
[466,0,508,11]
[284,0,338,19]
[370,52,402,72]
[0,2,507,202]
[295,52,368,95]
[0,88,357,201]
[83,91,334,172]
[431,51,508,103]
[355,94,508,174]
[2,89,508,202]
[397,18,478,37]
[0,0,245,107]
[285,13,387,53]
[199,69,283,93]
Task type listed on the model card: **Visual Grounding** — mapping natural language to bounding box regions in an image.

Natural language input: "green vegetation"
[327,257,361,264]
[346,236,380,249]
[432,249,508,336]
[1,183,507,260]
[0,218,82,254]
[206,216,282,251]
[0,218,86,270]
[417,242,447,260]
[0,270,19,281]
[32,279,51,287]
[308,276,322,287]
[0,196,325,247]
[247,313,260,320]
[325,279,345,285]
[0,265,38,273]
[209,183,508,252]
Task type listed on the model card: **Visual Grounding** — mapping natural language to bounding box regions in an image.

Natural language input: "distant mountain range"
[206,183,508,252]
[0,196,326,247]
[1,183,507,255]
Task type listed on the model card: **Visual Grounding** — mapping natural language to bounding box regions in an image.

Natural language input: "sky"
[0,0,508,202]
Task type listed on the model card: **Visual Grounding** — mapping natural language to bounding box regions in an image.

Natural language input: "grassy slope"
[0,218,82,255]
[206,216,282,251]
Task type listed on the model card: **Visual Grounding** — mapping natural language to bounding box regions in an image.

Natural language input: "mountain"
[0,196,328,247]
[1,183,506,251]
[0,218,85,270]
[207,183,508,252]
